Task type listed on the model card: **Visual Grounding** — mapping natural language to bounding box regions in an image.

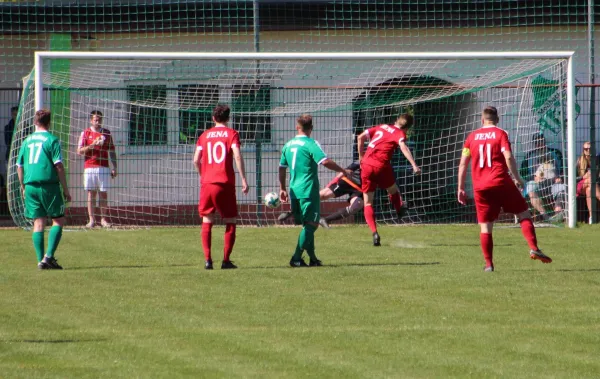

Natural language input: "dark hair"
[212,104,230,123]
[90,110,103,119]
[482,106,499,123]
[34,109,51,127]
[297,114,313,132]
[10,106,18,112]
[396,113,414,130]
[533,131,546,142]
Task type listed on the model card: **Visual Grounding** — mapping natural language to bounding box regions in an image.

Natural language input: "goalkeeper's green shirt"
[279,135,327,199]
[17,131,63,185]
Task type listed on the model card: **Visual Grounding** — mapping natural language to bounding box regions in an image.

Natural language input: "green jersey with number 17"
[17,131,63,185]
[279,135,327,199]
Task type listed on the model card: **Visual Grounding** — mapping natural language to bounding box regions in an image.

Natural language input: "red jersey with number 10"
[361,124,406,169]
[196,125,241,185]
[463,125,513,191]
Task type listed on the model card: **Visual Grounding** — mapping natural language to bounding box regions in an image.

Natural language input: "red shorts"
[577,178,586,196]
[361,163,395,193]
[198,183,238,218]
[474,181,528,223]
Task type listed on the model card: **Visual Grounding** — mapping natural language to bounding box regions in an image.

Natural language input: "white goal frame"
[33,51,577,228]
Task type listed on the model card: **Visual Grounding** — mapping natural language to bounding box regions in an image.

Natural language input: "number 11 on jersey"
[479,144,491,168]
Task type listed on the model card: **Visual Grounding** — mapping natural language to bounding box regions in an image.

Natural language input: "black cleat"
[42,256,63,270]
[37,261,52,270]
[277,212,292,224]
[309,259,323,267]
[397,206,408,219]
[289,258,309,268]
[372,231,381,246]
[221,260,238,269]
[318,217,330,229]
[205,260,213,270]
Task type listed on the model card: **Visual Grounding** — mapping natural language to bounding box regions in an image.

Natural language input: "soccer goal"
[7,51,576,228]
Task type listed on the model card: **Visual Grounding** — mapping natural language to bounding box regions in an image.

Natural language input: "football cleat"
[221,260,238,269]
[37,261,52,270]
[530,250,552,264]
[277,212,292,224]
[318,217,330,229]
[396,206,408,219]
[484,265,494,272]
[205,260,213,270]
[372,231,381,247]
[309,259,323,267]
[289,258,309,268]
[42,256,63,270]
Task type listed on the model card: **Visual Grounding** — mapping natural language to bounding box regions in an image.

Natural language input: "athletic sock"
[519,218,539,251]
[480,233,494,268]
[32,232,44,262]
[46,226,63,258]
[364,204,377,233]
[302,224,317,261]
[201,222,212,261]
[325,206,350,222]
[223,223,236,262]
[388,192,404,214]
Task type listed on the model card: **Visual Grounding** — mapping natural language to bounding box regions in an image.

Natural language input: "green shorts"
[24,183,65,219]
[291,196,320,225]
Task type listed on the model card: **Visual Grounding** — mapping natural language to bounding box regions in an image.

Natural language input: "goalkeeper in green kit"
[279,114,348,267]
[17,109,72,269]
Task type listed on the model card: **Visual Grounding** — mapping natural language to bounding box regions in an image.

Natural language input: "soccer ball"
[264,192,281,209]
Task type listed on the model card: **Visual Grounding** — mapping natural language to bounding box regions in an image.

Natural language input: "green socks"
[293,224,317,261]
[46,226,63,258]
[32,232,44,262]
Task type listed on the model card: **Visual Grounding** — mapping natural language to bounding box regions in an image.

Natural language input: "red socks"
[201,222,212,261]
[224,223,236,262]
[364,204,377,233]
[388,192,403,214]
[519,218,539,251]
[480,233,493,268]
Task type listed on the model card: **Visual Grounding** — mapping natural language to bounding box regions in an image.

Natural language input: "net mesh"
[7,56,569,227]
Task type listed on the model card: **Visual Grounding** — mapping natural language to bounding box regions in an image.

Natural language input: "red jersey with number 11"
[196,125,241,185]
[361,124,406,169]
[463,125,513,191]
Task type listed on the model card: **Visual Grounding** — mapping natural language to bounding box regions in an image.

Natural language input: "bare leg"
[87,190,97,226]
[98,191,110,226]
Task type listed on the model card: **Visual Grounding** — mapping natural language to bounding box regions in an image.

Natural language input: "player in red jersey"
[458,106,552,271]
[357,114,420,246]
[193,104,249,270]
[77,111,117,228]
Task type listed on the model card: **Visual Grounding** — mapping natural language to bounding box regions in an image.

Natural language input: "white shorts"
[84,167,111,192]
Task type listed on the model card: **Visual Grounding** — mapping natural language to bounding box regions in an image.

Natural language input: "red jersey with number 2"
[463,126,513,191]
[361,124,406,169]
[196,126,241,186]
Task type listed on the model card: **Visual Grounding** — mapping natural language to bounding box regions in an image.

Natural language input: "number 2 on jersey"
[368,131,384,148]
[27,142,43,164]
[478,144,492,168]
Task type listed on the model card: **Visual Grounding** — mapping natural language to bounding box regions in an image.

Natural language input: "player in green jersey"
[17,109,72,270]
[279,114,347,267]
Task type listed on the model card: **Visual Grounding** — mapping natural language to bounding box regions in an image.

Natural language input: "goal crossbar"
[32,50,578,228]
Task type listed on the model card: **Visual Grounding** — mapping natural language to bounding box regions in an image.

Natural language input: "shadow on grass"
[4,338,108,344]
[66,263,196,271]
[244,262,441,270]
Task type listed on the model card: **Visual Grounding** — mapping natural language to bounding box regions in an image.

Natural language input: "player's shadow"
[66,263,196,271]
[430,243,513,247]
[245,262,440,270]
[3,338,108,343]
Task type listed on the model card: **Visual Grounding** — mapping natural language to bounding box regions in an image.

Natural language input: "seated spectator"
[576,141,600,224]
[520,132,564,220]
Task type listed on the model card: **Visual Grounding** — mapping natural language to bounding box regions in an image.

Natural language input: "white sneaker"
[590,217,593,225]
[85,221,96,228]
[100,219,112,228]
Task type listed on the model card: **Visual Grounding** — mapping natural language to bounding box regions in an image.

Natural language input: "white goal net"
[7,52,574,228]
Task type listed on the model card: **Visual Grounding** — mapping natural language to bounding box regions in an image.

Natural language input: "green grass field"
[1,224,599,378]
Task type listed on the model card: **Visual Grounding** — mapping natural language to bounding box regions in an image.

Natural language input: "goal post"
[9,50,576,228]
